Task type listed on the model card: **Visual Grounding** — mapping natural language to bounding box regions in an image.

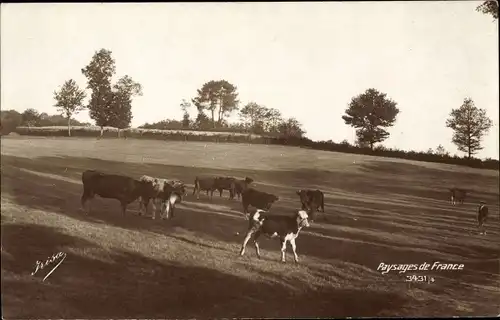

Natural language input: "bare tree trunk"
[67,117,72,137]
[100,126,104,138]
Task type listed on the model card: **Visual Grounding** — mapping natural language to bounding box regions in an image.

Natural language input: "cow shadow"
[2,221,413,318]
[2,154,498,290]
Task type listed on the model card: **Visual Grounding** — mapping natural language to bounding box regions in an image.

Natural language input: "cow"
[193,176,236,200]
[239,209,310,263]
[215,176,238,199]
[477,202,489,235]
[449,188,467,205]
[233,177,254,199]
[138,175,187,219]
[81,170,151,216]
[241,188,279,218]
[296,189,324,221]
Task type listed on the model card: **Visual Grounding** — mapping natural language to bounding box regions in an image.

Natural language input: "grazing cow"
[234,177,254,199]
[138,175,187,219]
[239,209,310,263]
[477,203,489,235]
[296,189,325,220]
[193,176,236,200]
[215,176,238,199]
[241,188,279,217]
[81,170,150,216]
[449,188,467,205]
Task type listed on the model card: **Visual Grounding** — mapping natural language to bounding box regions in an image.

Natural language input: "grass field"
[1,136,499,318]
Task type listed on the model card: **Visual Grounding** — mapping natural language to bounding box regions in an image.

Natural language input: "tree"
[193,112,212,130]
[0,110,22,135]
[264,108,283,133]
[476,0,498,20]
[81,49,116,136]
[53,79,87,136]
[239,102,268,133]
[446,98,493,158]
[192,80,239,128]
[342,88,400,150]
[180,99,191,129]
[278,117,305,138]
[435,144,449,156]
[108,75,143,136]
[21,108,40,127]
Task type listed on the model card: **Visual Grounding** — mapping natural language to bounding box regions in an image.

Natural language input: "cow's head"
[296,210,310,228]
[244,177,254,184]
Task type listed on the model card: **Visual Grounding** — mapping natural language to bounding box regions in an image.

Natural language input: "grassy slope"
[1,136,499,318]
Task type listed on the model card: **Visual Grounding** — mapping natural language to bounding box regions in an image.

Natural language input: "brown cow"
[193,176,237,200]
[81,170,151,216]
[449,188,467,205]
[241,187,279,217]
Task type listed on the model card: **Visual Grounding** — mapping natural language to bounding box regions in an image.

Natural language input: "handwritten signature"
[31,251,67,282]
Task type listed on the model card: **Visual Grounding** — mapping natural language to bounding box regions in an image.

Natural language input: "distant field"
[1,136,499,318]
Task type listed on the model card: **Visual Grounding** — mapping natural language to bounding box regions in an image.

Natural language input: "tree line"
[2,2,497,161]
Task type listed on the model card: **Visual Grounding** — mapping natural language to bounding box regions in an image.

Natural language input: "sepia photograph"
[1,1,499,318]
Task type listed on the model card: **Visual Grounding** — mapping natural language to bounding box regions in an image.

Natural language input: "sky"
[1,2,498,159]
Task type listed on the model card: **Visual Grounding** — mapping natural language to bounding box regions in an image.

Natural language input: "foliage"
[476,0,498,20]
[81,49,116,129]
[342,88,400,150]
[239,102,268,131]
[0,110,23,135]
[53,79,87,136]
[81,49,142,132]
[180,99,192,129]
[21,109,41,127]
[277,117,306,138]
[446,98,493,158]
[192,80,239,128]
[109,75,143,129]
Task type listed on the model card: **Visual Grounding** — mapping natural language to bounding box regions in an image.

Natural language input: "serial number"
[405,275,435,283]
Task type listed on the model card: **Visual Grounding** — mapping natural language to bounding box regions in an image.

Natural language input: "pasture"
[1,136,499,318]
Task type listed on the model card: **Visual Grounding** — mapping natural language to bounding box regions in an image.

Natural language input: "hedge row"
[12,126,500,170]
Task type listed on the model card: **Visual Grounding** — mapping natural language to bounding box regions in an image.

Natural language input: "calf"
[241,187,279,217]
[477,203,489,235]
[161,181,188,219]
[296,189,325,220]
[233,177,254,199]
[81,170,150,216]
[449,188,467,205]
[239,209,310,263]
[138,175,187,219]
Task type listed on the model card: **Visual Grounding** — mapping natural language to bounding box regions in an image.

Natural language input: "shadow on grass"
[1,221,410,318]
[2,155,498,290]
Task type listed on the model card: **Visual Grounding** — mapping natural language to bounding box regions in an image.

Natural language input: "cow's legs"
[151,198,157,220]
[121,202,127,216]
[219,188,223,197]
[253,232,262,259]
[239,231,254,256]
[290,238,299,263]
[139,197,150,216]
[280,238,287,263]
[81,188,94,215]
